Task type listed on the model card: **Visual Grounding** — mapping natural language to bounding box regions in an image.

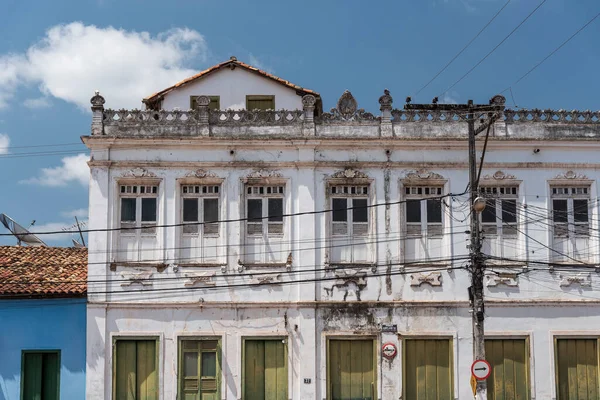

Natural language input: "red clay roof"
[0,246,87,297]
[143,56,320,105]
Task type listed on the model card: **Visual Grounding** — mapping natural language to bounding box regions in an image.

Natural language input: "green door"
[486,339,529,400]
[404,339,453,400]
[114,339,158,400]
[22,351,60,400]
[556,339,599,400]
[243,339,287,400]
[180,339,220,400]
[328,339,376,400]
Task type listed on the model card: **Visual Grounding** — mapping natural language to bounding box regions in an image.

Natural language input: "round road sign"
[471,359,492,380]
[381,343,397,360]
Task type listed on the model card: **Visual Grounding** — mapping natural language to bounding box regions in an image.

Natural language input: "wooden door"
[556,339,599,400]
[328,339,376,400]
[243,339,287,400]
[404,339,453,400]
[485,339,530,400]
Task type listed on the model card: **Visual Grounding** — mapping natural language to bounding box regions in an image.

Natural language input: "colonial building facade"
[85,57,600,400]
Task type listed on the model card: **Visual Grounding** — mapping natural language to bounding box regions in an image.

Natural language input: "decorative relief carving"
[318,90,378,123]
[410,272,442,287]
[120,168,157,178]
[333,269,368,288]
[559,273,592,287]
[486,272,519,287]
[247,169,283,179]
[209,109,304,125]
[330,168,369,179]
[554,170,588,180]
[403,169,444,180]
[183,272,216,287]
[195,95,211,107]
[185,169,218,179]
[250,273,282,285]
[489,95,506,106]
[120,269,153,287]
[483,170,516,181]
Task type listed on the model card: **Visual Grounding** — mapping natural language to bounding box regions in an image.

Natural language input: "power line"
[439,0,547,97]
[501,10,600,93]
[0,191,467,237]
[414,0,512,97]
[2,142,84,150]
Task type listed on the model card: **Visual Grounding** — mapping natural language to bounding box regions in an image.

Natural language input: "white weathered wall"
[160,67,304,111]
[85,128,600,399]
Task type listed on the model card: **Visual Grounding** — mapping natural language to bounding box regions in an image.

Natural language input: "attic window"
[190,96,220,111]
[246,95,275,111]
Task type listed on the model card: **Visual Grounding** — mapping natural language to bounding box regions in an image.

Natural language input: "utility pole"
[405,95,505,400]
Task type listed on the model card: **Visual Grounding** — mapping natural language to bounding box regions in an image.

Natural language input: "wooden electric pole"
[405,95,505,399]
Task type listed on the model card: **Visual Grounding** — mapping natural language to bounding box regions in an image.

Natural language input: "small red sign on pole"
[471,359,492,380]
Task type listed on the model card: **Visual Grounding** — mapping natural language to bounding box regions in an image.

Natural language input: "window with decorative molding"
[403,184,445,263]
[118,183,159,262]
[244,184,287,264]
[179,185,221,264]
[480,186,518,236]
[551,185,591,262]
[404,186,443,237]
[329,184,370,263]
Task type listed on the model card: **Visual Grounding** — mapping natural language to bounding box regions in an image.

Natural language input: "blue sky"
[0,0,598,246]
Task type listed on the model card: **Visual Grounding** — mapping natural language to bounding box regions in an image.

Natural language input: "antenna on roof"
[72,238,85,248]
[0,213,47,247]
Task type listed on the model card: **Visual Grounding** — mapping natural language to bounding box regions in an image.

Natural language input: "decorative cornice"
[185,169,218,179]
[120,167,157,178]
[330,168,369,179]
[403,169,445,181]
[554,170,588,180]
[482,170,517,181]
[246,169,283,179]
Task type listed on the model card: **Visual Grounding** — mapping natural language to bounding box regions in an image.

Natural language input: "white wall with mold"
[159,67,304,111]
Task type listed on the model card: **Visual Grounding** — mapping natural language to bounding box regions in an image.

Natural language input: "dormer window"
[246,95,275,111]
[190,96,220,111]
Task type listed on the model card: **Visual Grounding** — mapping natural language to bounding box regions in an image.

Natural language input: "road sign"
[471,359,492,380]
[381,342,397,360]
[470,375,477,396]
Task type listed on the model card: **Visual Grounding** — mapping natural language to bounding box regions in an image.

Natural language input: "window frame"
[118,182,160,237]
[244,184,286,239]
[245,95,275,111]
[111,336,160,400]
[20,350,61,400]
[479,185,520,237]
[180,184,221,238]
[177,336,222,400]
[550,185,591,238]
[190,95,220,111]
[403,185,445,237]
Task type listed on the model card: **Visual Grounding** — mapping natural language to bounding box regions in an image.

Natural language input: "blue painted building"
[0,246,87,400]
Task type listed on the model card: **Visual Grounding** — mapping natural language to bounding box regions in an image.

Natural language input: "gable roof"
[0,246,87,298]
[143,56,321,109]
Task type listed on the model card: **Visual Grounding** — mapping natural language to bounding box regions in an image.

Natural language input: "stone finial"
[379,89,393,111]
[489,94,506,106]
[90,90,105,109]
[337,90,358,120]
[230,56,237,61]
[302,94,316,108]
[195,95,211,108]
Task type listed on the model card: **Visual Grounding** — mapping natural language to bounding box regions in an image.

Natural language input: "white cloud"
[29,219,88,244]
[60,208,88,218]
[0,22,207,110]
[441,92,460,104]
[23,97,52,109]
[0,133,9,154]
[21,153,89,187]
[248,54,271,73]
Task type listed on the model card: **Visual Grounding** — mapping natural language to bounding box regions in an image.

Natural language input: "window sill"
[237,261,292,272]
[326,262,376,273]
[109,261,168,272]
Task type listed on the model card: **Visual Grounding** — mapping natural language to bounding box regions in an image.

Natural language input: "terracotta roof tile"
[143,57,320,105]
[0,246,87,297]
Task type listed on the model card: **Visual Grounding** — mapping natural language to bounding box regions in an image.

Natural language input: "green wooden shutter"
[557,339,599,400]
[328,339,375,400]
[179,340,220,400]
[22,352,60,400]
[485,339,529,400]
[246,96,275,111]
[404,339,452,400]
[244,339,287,400]
[115,340,157,400]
